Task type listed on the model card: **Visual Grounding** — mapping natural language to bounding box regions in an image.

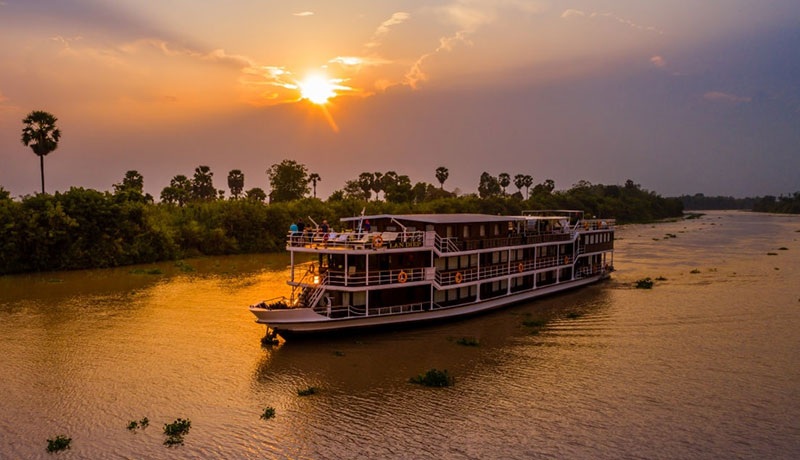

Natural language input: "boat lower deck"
[251,273,610,337]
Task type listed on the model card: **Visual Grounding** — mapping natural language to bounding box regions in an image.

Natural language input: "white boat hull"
[250,274,609,336]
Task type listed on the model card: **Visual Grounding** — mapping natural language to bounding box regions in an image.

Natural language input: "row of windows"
[585,232,612,245]
[445,223,506,238]
[435,244,570,270]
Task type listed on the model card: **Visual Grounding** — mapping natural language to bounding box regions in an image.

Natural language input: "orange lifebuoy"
[308,264,316,274]
[564,256,569,265]
[518,262,524,273]
[454,272,464,284]
[584,222,590,230]
[373,235,384,248]
[398,271,408,283]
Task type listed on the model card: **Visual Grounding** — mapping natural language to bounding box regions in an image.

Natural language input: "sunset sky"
[1,0,799,198]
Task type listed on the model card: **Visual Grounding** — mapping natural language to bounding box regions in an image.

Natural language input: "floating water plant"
[127,420,139,431]
[260,407,276,420]
[690,269,701,274]
[566,312,583,319]
[767,252,778,256]
[332,350,345,356]
[297,386,318,396]
[455,337,480,346]
[162,418,191,446]
[655,276,667,281]
[46,435,71,453]
[634,278,654,289]
[140,417,149,428]
[174,261,195,272]
[409,369,454,387]
[778,247,788,250]
[652,238,660,241]
[130,268,163,275]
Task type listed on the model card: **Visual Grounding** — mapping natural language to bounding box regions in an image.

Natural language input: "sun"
[298,74,338,104]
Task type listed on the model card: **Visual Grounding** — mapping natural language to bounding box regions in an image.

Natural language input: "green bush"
[409,368,454,387]
[297,386,318,396]
[46,435,71,453]
[635,278,654,289]
[260,407,276,420]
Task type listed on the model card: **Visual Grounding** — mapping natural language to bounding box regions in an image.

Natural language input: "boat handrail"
[287,230,426,250]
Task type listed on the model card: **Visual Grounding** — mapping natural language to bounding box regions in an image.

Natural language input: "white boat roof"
[340,213,524,224]
[340,213,568,224]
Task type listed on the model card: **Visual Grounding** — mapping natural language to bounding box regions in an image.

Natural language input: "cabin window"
[426,225,434,232]
[493,224,499,236]
[353,292,366,306]
[435,257,446,271]
[460,255,469,267]
[446,226,454,237]
[492,252,500,264]
[470,285,477,296]
[470,254,478,267]
[460,287,468,298]
[463,226,470,238]
[492,281,500,292]
[501,251,508,263]
[479,225,486,237]
[434,289,446,303]
[387,226,397,232]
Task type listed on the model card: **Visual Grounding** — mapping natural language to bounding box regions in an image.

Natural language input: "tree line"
[3,109,686,275]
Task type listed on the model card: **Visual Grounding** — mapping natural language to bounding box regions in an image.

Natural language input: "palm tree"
[523,175,533,199]
[498,173,511,196]
[514,174,525,196]
[435,166,449,189]
[309,173,321,198]
[227,169,245,199]
[21,110,61,194]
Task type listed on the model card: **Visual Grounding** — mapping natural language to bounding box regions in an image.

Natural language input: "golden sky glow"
[1,1,799,198]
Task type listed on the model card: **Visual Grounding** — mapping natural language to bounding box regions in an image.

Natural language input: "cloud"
[293,11,314,17]
[561,9,663,34]
[561,9,585,18]
[650,55,666,68]
[118,39,254,69]
[328,56,390,67]
[703,91,751,103]
[366,12,410,47]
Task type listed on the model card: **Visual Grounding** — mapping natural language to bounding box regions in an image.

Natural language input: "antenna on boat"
[307,216,319,228]
[357,207,366,233]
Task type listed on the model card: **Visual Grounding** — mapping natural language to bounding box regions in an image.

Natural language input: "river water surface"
[1,211,799,459]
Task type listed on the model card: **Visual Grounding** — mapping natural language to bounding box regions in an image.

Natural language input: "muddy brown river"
[1,211,798,458]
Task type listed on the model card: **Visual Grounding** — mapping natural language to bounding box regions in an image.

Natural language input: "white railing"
[313,302,429,318]
[287,231,426,250]
[577,219,615,231]
[326,267,426,286]
[435,256,573,286]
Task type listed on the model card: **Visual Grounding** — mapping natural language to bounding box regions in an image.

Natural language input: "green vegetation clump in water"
[260,407,276,420]
[0,165,684,275]
[566,312,583,319]
[778,247,788,250]
[46,435,71,453]
[690,269,701,274]
[767,252,778,256]
[455,337,480,346]
[409,369,454,387]
[655,276,667,281]
[297,386,318,396]
[332,350,345,356]
[635,278,654,289]
[127,417,149,432]
[163,418,191,446]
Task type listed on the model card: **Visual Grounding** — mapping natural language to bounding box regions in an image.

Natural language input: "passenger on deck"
[320,219,330,246]
[363,219,371,233]
[289,222,299,245]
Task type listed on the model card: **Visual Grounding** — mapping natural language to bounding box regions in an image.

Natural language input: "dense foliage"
[752,193,800,214]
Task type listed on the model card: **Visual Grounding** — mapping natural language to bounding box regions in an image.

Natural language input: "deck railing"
[435,256,573,286]
[313,301,430,318]
[325,267,427,286]
[288,231,426,250]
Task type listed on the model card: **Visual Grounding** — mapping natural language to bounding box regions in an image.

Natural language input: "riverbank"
[0,184,682,275]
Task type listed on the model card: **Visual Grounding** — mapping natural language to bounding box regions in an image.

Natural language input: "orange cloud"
[703,91,751,103]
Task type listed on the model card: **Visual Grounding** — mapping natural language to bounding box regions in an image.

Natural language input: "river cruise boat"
[249,211,614,338]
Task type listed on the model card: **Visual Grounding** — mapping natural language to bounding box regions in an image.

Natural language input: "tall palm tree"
[435,166,449,189]
[309,173,321,198]
[498,173,511,196]
[21,110,61,194]
[523,175,534,199]
[514,174,525,196]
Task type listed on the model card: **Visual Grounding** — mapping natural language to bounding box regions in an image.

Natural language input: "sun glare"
[298,74,338,104]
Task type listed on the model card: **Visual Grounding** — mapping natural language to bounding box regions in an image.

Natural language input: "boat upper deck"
[288,212,614,253]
